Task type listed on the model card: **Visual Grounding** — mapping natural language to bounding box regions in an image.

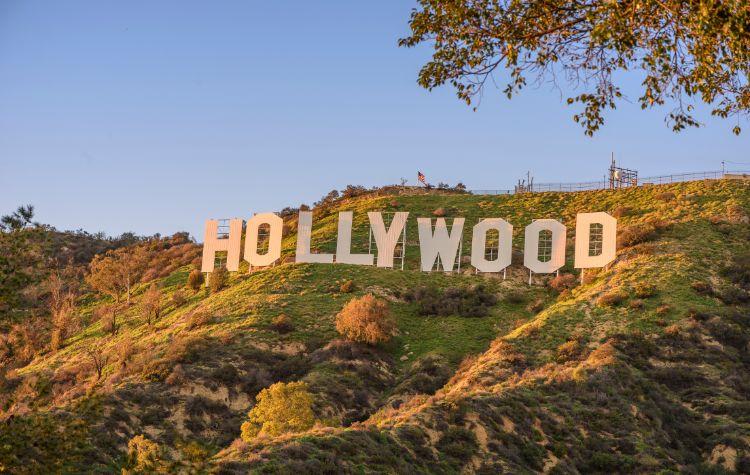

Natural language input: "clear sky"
[1,1,748,239]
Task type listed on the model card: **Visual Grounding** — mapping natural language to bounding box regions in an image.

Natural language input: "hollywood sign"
[201,211,616,275]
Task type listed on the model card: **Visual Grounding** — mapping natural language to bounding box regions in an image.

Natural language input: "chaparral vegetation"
[0,179,749,472]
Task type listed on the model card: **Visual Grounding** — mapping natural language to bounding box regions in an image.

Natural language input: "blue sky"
[1,0,748,239]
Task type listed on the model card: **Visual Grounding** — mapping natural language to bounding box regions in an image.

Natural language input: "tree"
[0,204,36,231]
[140,284,162,326]
[85,347,108,380]
[86,246,148,304]
[335,294,396,345]
[240,381,315,440]
[400,1,750,135]
[47,271,78,351]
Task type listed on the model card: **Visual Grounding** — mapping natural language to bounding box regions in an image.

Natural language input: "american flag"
[417,171,426,185]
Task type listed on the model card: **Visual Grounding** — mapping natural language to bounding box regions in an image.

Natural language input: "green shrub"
[240,381,315,440]
[406,285,498,317]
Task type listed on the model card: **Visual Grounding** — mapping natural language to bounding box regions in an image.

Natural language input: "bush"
[634,282,656,298]
[271,314,295,334]
[339,280,354,293]
[335,294,396,345]
[240,381,315,440]
[690,281,713,295]
[172,290,187,307]
[209,267,228,294]
[655,191,676,202]
[722,251,750,289]
[656,304,672,315]
[612,206,632,218]
[186,309,213,330]
[526,299,545,314]
[618,224,657,248]
[432,207,446,217]
[596,290,626,307]
[556,339,583,362]
[97,304,118,335]
[187,269,204,292]
[123,435,164,474]
[549,273,577,292]
[629,299,644,309]
[406,285,498,317]
[503,290,526,304]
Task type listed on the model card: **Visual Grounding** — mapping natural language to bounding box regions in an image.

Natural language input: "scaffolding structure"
[608,156,638,189]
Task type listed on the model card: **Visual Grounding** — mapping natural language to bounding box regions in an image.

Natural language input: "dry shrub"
[618,224,656,248]
[596,290,626,307]
[655,191,676,202]
[209,267,228,294]
[389,199,399,208]
[172,290,187,307]
[335,294,396,345]
[186,309,213,330]
[656,304,672,315]
[165,364,186,386]
[612,206,632,218]
[690,281,713,295]
[339,280,355,293]
[187,269,204,292]
[526,299,545,314]
[97,304,118,335]
[634,282,656,298]
[50,328,64,352]
[726,203,749,224]
[549,273,577,292]
[664,324,680,336]
[432,207,446,217]
[629,299,644,309]
[271,314,294,334]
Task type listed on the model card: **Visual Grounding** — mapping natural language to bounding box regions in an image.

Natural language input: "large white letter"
[201,218,243,272]
[524,219,566,274]
[335,211,373,265]
[471,218,513,273]
[368,212,408,268]
[574,212,617,269]
[417,217,465,272]
[244,213,283,268]
[295,211,334,263]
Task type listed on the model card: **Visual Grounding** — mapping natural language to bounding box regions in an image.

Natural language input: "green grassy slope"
[1,179,749,473]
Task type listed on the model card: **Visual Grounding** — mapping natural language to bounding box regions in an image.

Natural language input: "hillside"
[1,179,749,474]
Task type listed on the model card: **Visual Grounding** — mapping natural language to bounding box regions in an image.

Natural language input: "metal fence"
[470,170,750,195]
